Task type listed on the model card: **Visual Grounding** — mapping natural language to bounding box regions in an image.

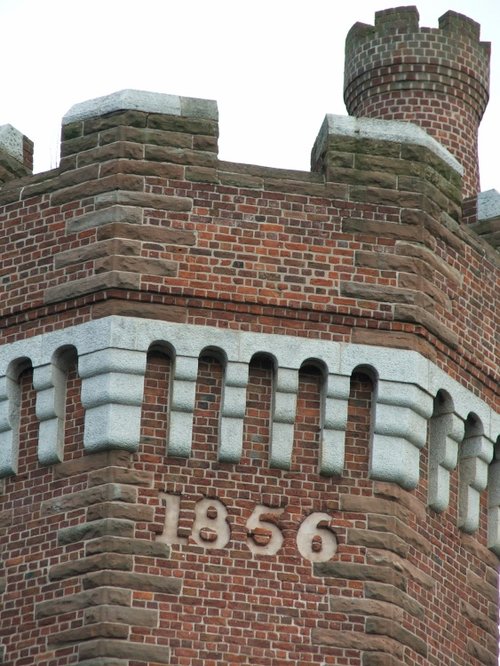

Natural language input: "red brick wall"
[0,45,498,666]
[0,354,496,664]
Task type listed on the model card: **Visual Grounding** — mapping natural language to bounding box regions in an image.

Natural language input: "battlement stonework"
[0,7,498,666]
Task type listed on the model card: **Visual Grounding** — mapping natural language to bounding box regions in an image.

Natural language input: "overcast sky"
[0,0,498,192]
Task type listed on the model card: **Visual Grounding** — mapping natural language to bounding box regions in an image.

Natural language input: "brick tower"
[344,6,490,198]
[0,8,499,666]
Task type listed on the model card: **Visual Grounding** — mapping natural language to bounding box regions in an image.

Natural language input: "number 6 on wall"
[296,512,338,562]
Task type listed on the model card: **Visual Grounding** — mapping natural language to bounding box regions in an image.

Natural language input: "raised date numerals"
[157,493,338,562]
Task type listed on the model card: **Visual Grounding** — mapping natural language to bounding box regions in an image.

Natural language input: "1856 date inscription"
[157,493,338,563]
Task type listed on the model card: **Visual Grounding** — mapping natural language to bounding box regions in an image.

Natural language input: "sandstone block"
[58,519,134,546]
[366,550,435,590]
[366,616,427,656]
[314,561,405,590]
[82,570,182,595]
[36,587,131,619]
[96,222,196,245]
[41,484,137,516]
[99,157,184,179]
[95,189,192,211]
[78,657,130,666]
[340,494,409,522]
[461,599,498,635]
[328,166,397,189]
[50,173,144,206]
[367,515,431,555]
[340,281,416,304]
[67,205,143,233]
[88,467,153,487]
[53,451,132,479]
[364,581,424,619]
[145,144,217,167]
[343,217,430,244]
[86,501,154,523]
[329,596,403,621]
[347,528,408,558]
[185,166,218,183]
[372,482,426,520]
[48,553,133,581]
[84,604,158,627]
[49,622,128,646]
[311,628,404,658]
[76,141,145,167]
[460,533,499,568]
[467,638,497,666]
[79,639,170,663]
[91,300,187,322]
[394,304,459,349]
[44,271,142,305]
[467,570,498,604]
[0,510,12,528]
[85,536,170,558]
[94,255,177,277]
[55,239,142,269]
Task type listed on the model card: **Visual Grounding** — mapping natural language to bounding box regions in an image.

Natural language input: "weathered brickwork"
[0,6,499,666]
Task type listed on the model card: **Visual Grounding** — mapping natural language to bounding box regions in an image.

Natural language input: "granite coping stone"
[64,89,218,125]
[0,124,25,163]
[312,114,464,176]
[478,189,500,221]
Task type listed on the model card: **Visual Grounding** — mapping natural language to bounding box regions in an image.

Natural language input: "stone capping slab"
[478,188,500,221]
[63,89,218,125]
[0,124,25,164]
[312,114,464,176]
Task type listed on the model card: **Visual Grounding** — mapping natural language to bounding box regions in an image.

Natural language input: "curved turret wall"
[344,6,490,197]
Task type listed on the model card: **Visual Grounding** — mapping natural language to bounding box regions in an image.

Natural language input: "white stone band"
[0,316,497,508]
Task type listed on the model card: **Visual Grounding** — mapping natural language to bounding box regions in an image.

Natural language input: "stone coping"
[0,124,25,164]
[312,114,464,176]
[478,189,500,221]
[63,89,218,125]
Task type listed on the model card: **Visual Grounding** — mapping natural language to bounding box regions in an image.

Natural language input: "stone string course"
[0,6,499,666]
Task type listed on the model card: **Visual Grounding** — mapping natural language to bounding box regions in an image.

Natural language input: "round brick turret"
[344,6,490,197]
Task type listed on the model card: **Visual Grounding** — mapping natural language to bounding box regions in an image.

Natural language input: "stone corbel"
[79,348,147,452]
[33,360,68,465]
[0,370,21,476]
[319,373,351,476]
[427,402,464,512]
[458,427,494,533]
[167,355,199,458]
[270,367,299,470]
[219,361,249,463]
[370,380,433,490]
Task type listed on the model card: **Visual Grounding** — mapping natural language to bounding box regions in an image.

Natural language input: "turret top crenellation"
[344,6,490,197]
